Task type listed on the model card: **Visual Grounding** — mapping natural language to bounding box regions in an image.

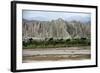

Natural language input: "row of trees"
[23,37,90,48]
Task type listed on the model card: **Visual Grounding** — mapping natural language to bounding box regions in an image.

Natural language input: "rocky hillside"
[22,18,90,40]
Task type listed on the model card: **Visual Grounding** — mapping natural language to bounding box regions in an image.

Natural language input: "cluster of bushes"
[67,38,90,44]
[23,37,90,49]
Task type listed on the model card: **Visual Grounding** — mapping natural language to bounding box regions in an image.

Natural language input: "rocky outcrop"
[22,18,90,40]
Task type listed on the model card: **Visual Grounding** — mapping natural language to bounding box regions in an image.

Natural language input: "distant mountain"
[23,15,90,23]
[65,15,91,24]
[22,18,90,40]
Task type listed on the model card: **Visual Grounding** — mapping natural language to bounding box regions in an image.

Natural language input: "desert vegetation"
[23,37,90,49]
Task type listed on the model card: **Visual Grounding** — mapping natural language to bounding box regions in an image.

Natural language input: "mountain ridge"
[22,18,91,40]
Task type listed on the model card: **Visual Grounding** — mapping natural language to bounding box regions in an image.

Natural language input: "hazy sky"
[22,10,91,22]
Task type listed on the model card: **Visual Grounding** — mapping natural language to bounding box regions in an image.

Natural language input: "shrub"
[48,37,53,41]
[81,37,87,40]
[29,38,33,44]
[66,39,70,42]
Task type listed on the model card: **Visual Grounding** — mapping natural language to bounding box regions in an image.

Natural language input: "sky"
[22,10,91,22]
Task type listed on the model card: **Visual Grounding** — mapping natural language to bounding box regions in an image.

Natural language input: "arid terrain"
[22,11,91,63]
[22,46,90,63]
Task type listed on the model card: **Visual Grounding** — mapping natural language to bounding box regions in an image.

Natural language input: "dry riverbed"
[22,46,91,63]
